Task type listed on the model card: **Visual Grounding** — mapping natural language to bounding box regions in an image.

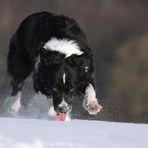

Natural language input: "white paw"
[84,84,102,115]
[83,99,102,115]
[4,92,21,116]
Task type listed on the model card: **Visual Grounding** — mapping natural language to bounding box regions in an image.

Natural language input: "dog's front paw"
[83,99,102,115]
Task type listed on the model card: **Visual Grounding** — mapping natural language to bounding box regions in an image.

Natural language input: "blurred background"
[0,0,148,123]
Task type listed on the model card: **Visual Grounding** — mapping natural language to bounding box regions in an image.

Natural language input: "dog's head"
[39,48,77,114]
[51,70,76,114]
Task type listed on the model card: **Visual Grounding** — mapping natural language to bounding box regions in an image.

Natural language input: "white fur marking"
[4,91,22,116]
[43,38,83,57]
[83,84,102,115]
[85,84,96,101]
[48,106,57,117]
[63,73,66,84]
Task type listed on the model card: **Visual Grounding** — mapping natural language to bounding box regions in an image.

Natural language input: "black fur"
[7,11,95,114]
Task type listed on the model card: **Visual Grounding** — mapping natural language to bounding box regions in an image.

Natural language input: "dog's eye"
[69,88,75,93]
[52,88,58,92]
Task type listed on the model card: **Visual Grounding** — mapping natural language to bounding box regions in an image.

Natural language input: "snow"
[0,117,148,148]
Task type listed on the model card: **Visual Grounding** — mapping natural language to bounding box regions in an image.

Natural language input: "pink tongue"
[54,114,66,121]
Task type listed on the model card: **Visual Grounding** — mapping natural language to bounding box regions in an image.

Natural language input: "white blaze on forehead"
[43,38,83,57]
[63,73,66,84]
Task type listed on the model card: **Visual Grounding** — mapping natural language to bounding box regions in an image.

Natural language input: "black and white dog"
[4,12,102,117]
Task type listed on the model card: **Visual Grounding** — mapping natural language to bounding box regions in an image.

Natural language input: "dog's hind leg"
[4,38,33,116]
[4,79,25,116]
[4,66,32,116]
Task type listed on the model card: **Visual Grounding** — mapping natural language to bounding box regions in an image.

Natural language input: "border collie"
[4,12,102,117]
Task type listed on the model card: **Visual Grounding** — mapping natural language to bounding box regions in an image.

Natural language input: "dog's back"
[9,12,88,62]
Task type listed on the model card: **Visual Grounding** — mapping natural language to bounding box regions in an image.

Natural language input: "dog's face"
[52,74,76,114]
[39,48,77,114]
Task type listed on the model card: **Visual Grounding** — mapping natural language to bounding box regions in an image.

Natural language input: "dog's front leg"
[83,83,102,115]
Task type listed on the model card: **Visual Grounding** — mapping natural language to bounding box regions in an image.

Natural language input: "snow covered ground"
[0,117,148,148]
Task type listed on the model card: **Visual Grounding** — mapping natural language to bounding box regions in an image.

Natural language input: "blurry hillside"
[0,0,148,123]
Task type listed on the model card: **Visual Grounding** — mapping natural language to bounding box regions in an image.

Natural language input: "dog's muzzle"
[56,104,72,114]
